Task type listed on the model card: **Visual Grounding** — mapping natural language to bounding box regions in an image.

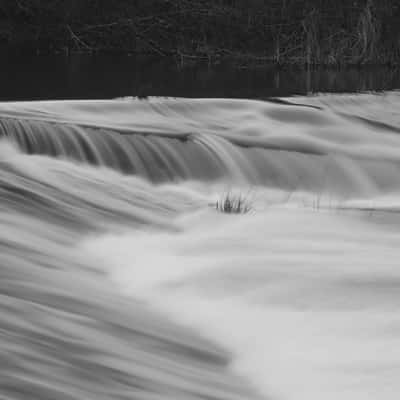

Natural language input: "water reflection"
[1,54,399,100]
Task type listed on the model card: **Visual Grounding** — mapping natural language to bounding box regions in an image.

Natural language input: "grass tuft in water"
[215,193,252,214]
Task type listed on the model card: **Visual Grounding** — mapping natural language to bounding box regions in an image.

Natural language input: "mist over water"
[1,92,400,399]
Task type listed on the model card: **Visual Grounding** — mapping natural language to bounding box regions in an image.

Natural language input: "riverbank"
[1,0,400,66]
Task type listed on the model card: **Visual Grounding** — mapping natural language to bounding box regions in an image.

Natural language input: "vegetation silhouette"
[215,192,252,214]
[1,0,399,65]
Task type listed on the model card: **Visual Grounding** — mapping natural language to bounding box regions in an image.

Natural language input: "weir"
[1,93,400,400]
[1,96,400,197]
[0,139,263,400]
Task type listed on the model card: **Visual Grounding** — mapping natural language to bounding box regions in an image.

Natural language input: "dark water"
[1,54,400,100]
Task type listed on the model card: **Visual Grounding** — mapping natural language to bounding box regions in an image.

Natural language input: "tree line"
[1,0,399,65]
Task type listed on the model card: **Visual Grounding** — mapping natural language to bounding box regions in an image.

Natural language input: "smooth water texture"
[2,54,400,100]
[1,91,400,400]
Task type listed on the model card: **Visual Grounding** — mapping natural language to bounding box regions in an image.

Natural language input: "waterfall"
[2,95,400,197]
[1,92,400,400]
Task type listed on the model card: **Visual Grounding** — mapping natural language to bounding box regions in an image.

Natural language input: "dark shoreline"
[2,1,400,67]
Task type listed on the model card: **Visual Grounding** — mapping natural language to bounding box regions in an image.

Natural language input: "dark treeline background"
[1,0,399,65]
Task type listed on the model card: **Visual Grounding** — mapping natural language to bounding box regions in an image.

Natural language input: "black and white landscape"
[1,2,400,400]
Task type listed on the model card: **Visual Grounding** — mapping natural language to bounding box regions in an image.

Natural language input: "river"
[0,57,399,400]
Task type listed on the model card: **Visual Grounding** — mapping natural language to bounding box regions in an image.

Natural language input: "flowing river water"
[1,92,400,400]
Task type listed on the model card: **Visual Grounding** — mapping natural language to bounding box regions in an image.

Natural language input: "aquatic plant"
[215,193,252,214]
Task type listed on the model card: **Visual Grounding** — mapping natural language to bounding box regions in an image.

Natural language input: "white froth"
[85,203,400,400]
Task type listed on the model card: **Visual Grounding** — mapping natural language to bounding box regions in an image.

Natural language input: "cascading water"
[1,92,400,400]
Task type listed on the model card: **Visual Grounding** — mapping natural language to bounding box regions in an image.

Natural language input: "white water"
[1,93,400,399]
[88,205,400,400]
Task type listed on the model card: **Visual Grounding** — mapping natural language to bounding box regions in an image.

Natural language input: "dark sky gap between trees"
[1,0,399,65]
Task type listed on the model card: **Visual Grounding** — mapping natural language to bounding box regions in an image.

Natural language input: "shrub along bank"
[1,0,399,65]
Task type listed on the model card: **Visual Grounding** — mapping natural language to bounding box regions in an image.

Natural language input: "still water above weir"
[1,54,400,100]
